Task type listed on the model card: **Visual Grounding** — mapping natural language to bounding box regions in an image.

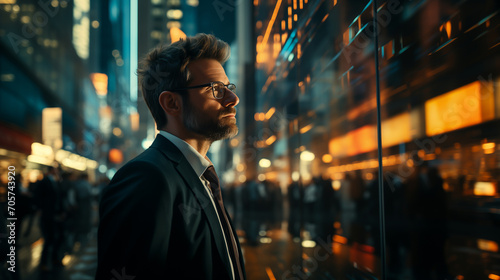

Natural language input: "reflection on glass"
[231,0,500,279]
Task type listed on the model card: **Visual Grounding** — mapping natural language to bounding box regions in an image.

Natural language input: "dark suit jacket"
[96,136,246,280]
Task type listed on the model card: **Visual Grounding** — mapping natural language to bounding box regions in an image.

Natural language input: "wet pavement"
[5,205,500,280]
[2,207,98,280]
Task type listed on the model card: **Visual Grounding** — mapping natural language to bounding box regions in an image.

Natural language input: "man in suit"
[96,34,246,280]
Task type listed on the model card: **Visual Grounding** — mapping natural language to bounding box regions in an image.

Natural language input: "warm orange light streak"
[265,107,276,119]
[265,135,277,146]
[266,267,277,280]
[281,20,286,30]
[281,32,288,44]
[261,0,283,54]
[445,21,452,38]
[299,124,313,134]
[333,235,348,244]
[321,14,329,23]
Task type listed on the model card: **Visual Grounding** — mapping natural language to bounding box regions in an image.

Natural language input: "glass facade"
[236,0,500,279]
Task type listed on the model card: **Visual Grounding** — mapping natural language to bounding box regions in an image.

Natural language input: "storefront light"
[259,158,271,168]
[167,9,183,20]
[474,182,496,196]
[258,174,266,181]
[300,150,315,161]
[332,180,341,190]
[302,240,316,248]
[482,142,496,154]
[238,174,246,183]
[322,154,332,163]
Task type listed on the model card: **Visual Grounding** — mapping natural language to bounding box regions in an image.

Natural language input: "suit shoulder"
[116,147,173,175]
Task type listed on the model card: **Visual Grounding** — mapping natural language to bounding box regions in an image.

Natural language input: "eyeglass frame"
[169,81,236,100]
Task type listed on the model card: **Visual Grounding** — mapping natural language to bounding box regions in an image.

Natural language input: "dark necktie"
[204,166,244,280]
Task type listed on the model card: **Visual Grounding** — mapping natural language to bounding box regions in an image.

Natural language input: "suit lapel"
[151,136,234,277]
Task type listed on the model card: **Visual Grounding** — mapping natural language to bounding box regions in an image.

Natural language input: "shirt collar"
[158,130,211,178]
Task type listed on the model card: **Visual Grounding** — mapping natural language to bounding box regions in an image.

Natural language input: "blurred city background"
[0,0,499,279]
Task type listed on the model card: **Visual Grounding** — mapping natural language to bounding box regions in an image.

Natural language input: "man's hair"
[137,33,230,129]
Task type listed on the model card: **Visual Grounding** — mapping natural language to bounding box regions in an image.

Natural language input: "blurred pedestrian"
[33,166,66,271]
[73,173,93,247]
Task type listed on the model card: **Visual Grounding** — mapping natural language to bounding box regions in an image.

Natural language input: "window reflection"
[237,0,500,279]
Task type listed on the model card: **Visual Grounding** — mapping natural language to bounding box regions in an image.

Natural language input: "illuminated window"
[167,9,183,20]
[187,0,198,7]
[167,21,181,29]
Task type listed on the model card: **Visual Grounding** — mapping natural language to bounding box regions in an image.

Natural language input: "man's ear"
[159,91,182,117]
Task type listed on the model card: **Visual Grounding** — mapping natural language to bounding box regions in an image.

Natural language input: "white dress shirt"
[158,130,235,280]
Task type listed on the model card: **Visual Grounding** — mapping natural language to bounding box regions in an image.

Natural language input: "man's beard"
[183,101,238,142]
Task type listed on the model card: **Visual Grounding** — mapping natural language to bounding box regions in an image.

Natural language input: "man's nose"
[223,88,239,107]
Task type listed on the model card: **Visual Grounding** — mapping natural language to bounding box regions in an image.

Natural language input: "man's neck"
[162,129,212,157]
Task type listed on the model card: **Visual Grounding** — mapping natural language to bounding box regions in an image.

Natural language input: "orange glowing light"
[90,73,108,96]
[265,107,276,119]
[478,239,499,252]
[489,274,500,280]
[299,124,313,134]
[261,0,283,53]
[474,182,497,196]
[322,154,333,163]
[483,142,496,154]
[265,267,276,280]
[343,29,350,45]
[425,81,484,136]
[170,27,186,43]
[130,113,140,132]
[282,32,288,44]
[333,235,348,244]
[381,112,412,148]
[333,242,342,254]
[230,138,239,147]
[445,21,452,38]
[321,14,329,23]
[108,148,124,164]
[265,135,277,146]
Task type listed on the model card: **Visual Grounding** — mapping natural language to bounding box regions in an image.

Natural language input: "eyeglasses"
[170,81,236,99]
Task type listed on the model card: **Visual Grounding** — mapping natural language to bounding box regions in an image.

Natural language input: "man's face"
[182,58,239,141]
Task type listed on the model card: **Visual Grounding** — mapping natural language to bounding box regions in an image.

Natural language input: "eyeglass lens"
[213,82,236,99]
